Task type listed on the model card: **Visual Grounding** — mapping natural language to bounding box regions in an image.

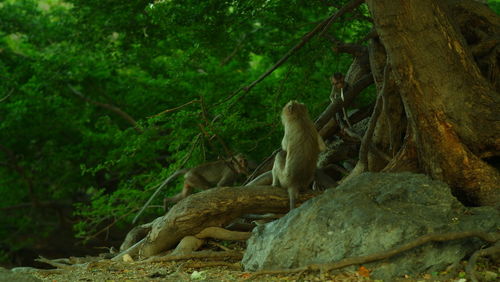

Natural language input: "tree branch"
[315,74,373,129]
[67,84,141,133]
[233,0,365,98]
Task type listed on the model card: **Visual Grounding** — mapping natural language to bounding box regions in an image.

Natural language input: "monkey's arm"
[217,168,237,187]
[184,171,213,190]
[318,135,327,151]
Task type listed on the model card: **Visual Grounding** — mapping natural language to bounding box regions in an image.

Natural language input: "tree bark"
[122,186,318,258]
[365,0,500,205]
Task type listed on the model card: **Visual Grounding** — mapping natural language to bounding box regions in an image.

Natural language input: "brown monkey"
[272,101,326,210]
[163,155,248,208]
[330,72,346,101]
[329,72,352,128]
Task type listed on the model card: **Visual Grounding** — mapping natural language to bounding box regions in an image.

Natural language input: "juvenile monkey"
[329,72,352,128]
[272,101,326,210]
[163,155,248,208]
[330,72,347,101]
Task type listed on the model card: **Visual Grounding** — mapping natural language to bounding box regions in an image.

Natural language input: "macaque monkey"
[163,155,248,208]
[272,101,326,210]
[330,72,347,101]
[330,72,352,128]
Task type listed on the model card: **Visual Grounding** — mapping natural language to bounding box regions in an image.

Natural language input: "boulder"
[242,172,499,280]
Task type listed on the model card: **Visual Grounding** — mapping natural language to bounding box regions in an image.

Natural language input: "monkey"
[272,101,326,210]
[330,72,347,101]
[329,72,352,128]
[163,154,248,209]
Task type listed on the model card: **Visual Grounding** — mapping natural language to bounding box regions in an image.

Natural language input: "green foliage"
[0,0,371,262]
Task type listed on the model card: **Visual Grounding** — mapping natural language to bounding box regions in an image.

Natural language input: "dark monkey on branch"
[330,72,352,128]
[272,101,326,210]
[163,155,248,208]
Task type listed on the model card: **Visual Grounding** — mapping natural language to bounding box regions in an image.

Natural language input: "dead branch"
[67,84,141,133]
[132,169,187,224]
[195,227,251,241]
[319,0,365,36]
[182,261,242,270]
[35,256,76,270]
[330,41,368,57]
[144,250,244,263]
[118,186,319,259]
[171,227,251,255]
[133,135,201,223]
[252,231,499,277]
[209,241,232,252]
[149,99,200,118]
[243,149,279,185]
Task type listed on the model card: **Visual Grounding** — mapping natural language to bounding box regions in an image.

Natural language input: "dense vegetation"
[0,0,375,265]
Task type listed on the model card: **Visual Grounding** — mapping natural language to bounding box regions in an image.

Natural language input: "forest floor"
[27,255,499,282]
[31,259,369,282]
[26,241,498,281]
[29,256,499,282]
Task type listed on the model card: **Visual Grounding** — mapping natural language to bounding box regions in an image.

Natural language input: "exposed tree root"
[251,231,499,277]
[182,261,242,270]
[172,236,205,255]
[466,241,500,282]
[121,186,318,259]
[196,227,251,241]
[35,257,73,270]
[144,250,244,263]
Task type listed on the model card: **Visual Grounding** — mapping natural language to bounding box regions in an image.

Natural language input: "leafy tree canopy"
[3,0,496,266]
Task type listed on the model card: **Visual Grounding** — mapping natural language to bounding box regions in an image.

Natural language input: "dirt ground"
[30,259,371,282]
[8,239,494,282]
[23,254,497,282]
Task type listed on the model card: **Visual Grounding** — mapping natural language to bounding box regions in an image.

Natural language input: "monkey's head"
[331,72,345,89]
[282,100,309,122]
[233,154,249,174]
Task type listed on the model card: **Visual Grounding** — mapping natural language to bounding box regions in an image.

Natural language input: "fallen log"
[116,185,320,259]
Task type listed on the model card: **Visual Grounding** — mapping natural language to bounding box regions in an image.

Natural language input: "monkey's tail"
[288,186,299,210]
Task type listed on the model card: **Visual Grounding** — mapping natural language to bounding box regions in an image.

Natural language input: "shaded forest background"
[0,0,498,267]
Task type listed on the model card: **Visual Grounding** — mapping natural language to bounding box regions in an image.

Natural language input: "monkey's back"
[184,160,236,186]
[281,117,321,190]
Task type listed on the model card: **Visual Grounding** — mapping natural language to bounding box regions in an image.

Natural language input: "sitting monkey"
[163,155,248,208]
[272,100,326,210]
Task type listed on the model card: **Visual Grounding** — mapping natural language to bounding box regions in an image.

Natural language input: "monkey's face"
[234,155,249,174]
[331,75,345,89]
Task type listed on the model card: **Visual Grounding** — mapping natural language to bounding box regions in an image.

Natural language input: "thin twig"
[88,207,139,240]
[67,84,141,133]
[133,134,201,223]
[149,99,200,118]
[144,250,244,263]
[243,149,280,185]
[0,89,13,102]
[218,0,364,106]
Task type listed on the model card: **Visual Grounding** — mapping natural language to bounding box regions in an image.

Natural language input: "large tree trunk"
[364,0,500,205]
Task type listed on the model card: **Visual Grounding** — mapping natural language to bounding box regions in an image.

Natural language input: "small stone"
[122,254,134,262]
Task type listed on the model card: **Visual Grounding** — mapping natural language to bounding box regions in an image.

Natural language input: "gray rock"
[242,172,499,280]
[0,267,41,282]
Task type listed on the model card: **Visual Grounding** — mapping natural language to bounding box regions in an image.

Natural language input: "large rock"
[0,267,41,282]
[242,172,499,280]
